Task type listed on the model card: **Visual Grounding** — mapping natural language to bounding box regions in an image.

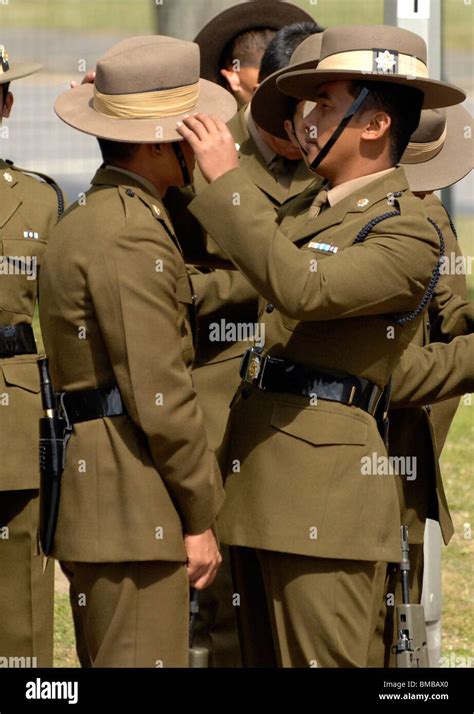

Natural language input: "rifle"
[38,357,71,556]
[394,525,430,667]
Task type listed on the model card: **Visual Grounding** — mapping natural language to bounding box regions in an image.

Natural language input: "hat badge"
[357,198,369,208]
[0,45,9,73]
[373,49,398,74]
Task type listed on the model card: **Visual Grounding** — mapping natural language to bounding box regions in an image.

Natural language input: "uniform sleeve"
[428,281,474,341]
[87,222,224,534]
[427,205,470,341]
[189,168,439,321]
[190,267,259,319]
[390,335,474,408]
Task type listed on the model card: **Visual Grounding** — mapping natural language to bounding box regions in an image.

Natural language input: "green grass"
[443,0,474,53]
[54,593,80,668]
[441,402,474,661]
[0,0,156,33]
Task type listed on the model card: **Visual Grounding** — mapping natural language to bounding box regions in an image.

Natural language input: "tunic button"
[125,188,135,197]
[265,303,275,313]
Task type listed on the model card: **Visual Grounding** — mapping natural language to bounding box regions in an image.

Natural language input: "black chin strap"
[171,141,191,186]
[309,87,370,173]
[291,116,309,157]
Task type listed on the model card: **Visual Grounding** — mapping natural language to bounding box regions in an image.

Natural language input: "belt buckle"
[240,347,263,385]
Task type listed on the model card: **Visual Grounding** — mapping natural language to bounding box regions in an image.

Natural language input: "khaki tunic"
[190,166,440,564]
[39,168,224,564]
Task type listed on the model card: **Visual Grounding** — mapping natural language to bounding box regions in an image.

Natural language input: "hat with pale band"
[55,36,237,143]
[277,25,466,109]
[401,105,473,192]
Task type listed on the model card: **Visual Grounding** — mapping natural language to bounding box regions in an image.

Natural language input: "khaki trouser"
[368,543,424,667]
[61,560,189,668]
[230,546,387,668]
[0,489,54,667]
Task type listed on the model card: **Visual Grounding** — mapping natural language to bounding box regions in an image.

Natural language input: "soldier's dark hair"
[348,81,423,164]
[221,28,276,70]
[258,21,323,83]
[97,137,141,165]
[1,82,10,107]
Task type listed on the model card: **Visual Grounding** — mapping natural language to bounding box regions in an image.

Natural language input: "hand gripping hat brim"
[251,32,323,139]
[401,104,473,192]
[194,0,316,86]
[276,25,466,110]
[54,36,237,143]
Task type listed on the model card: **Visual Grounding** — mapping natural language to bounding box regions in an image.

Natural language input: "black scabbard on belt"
[239,347,383,416]
[59,385,127,425]
[0,324,37,357]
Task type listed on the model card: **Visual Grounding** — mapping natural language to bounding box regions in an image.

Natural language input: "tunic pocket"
[0,237,46,316]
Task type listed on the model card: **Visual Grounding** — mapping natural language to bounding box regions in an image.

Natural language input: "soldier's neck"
[324,158,394,188]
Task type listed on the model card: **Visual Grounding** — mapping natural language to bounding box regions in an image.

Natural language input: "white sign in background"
[397,0,431,20]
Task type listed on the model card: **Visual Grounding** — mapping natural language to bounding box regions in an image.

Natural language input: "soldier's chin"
[301,143,320,170]
[306,143,320,164]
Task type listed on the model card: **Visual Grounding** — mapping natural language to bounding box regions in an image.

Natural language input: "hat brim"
[0,62,42,84]
[402,104,473,192]
[276,68,466,109]
[251,59,318,139]
[194,1,315,85]
[54,79,237,142]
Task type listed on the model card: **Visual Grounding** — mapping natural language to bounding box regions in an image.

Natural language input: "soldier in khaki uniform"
[247,33,474,667]
[178,25,467,666]
[39,36,236,667]
[194,0,314,106]
[281,96,473,666]
[0,46,64,668]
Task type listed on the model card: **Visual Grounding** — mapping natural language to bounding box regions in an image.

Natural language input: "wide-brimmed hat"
[194,0,315,86]
[0,44,41,84]
[55,36,237,143]
[401,105,473,192]
[251,32,323,138]
[277,25,466,109]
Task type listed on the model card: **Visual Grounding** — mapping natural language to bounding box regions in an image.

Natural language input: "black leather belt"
[0,324,37,357]
[59,385,126,425]
[239,347,383,416]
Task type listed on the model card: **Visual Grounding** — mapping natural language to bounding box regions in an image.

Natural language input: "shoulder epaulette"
[5,159,65,219]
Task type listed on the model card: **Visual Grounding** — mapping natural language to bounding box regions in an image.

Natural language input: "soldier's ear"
[220,67,242,95]
[361,111,391,142]
[283,118,295,142]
